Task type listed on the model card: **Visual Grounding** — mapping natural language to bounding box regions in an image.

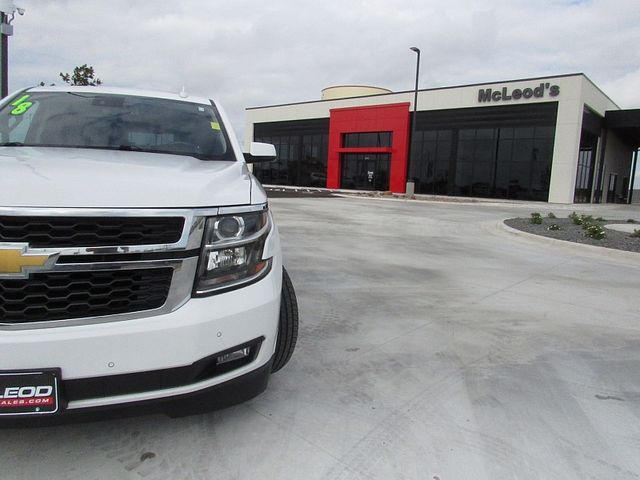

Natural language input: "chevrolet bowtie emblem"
[0,245,59,278]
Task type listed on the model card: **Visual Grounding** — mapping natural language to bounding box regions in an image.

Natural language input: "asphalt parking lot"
[3,196,640,480]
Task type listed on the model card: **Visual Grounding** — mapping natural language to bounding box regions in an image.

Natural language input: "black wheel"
[271,267,299,373]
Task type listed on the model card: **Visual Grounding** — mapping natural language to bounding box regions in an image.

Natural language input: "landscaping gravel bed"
[504,216,640,253]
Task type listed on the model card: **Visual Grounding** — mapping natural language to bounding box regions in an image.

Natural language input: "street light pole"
[406,46,420,196]
[629,149,638,204]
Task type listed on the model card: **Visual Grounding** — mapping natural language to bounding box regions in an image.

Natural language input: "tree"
[59,64,102,86]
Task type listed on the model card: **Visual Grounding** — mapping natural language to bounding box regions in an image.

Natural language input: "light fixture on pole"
[0,0,25,98]
[406,46,420,196]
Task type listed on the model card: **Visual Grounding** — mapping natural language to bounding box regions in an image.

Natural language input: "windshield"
[0,91,234,161]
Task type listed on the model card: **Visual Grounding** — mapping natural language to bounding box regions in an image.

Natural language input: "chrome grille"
[0,206,211,329]
[0,216,185,248]
[0,268,173,324]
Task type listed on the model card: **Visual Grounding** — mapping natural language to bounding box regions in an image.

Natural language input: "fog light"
[217,347,251,365]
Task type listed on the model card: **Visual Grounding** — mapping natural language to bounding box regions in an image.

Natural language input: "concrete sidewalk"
[2,197,639,479]
[264,184,640,215]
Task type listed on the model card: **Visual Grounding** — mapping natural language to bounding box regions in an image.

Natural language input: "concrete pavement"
[2,197,639,480]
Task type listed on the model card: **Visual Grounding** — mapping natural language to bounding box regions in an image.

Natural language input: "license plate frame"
[0,369,61,416]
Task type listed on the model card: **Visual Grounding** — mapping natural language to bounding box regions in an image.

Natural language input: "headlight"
[194,205,272,296]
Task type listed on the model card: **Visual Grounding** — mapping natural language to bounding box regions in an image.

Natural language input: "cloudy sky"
[6,0,640,140]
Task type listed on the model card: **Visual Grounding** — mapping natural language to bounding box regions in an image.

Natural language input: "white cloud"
[6,0,640,141]
[601,67,640,108]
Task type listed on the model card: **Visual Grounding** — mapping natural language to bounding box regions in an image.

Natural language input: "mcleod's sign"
[478,82,560,103]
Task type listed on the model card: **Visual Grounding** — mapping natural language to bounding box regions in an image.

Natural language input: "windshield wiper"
[0,142,220,161]
[116,145,217,160]
[116,144,144,152]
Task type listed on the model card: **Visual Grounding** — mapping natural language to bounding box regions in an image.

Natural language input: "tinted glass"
[0,91,232,161]
[253,133,328,188]
[341,153,390,190]
[409,129,452,195]
[411,124,555,201]
[574,130,599,203]
[342,131,392,148]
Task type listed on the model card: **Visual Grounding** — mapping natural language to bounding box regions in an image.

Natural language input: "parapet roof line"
[580,72,620,110]
[246,73,586,111]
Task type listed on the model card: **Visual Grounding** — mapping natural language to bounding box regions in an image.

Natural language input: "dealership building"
[245,73,640,204]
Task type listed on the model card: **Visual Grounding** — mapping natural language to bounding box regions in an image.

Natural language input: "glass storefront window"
[342,131,392,148]
[574,130,599,203]
[409,129,453,195]
[254,132,329,188]
[411,123,555,201]
[253,104,557,200]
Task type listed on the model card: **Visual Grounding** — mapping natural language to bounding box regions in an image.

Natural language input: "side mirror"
[243,142,276,163]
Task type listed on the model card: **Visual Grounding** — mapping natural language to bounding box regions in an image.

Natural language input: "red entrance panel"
[326,103,411,193]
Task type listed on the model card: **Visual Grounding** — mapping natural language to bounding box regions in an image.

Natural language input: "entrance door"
[573,130,600,203]
[607,173,618,203]
[341,153,390,190]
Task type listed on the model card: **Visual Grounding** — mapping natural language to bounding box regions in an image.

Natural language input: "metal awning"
[605,109,640,149]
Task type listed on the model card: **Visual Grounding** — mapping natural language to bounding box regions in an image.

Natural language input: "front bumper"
[0,258,282,420]
[0,355,273,427]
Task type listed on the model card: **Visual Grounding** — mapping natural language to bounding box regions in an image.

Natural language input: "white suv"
[0,86,298,424]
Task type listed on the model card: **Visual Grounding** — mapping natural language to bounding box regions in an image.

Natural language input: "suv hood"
[0,147,252,208]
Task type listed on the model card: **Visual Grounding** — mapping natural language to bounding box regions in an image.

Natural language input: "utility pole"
[0,11,10,98]
[0,1,25,98]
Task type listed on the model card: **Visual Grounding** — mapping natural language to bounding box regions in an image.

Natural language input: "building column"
[547,98,584,204]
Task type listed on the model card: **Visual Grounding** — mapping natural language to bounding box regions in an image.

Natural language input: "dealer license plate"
[0,370,60,416]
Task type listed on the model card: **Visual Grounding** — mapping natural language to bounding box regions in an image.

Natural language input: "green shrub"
[627,219,637,224]
[575,215,594,228]
[631,229,640,238]
[530,212,543,224]
[547,212,556,219]
[547,224,561,231]
[584,224,606,240]
[569,211,582,225]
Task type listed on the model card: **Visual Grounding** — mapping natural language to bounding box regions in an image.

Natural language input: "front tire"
[271,267,299,373]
